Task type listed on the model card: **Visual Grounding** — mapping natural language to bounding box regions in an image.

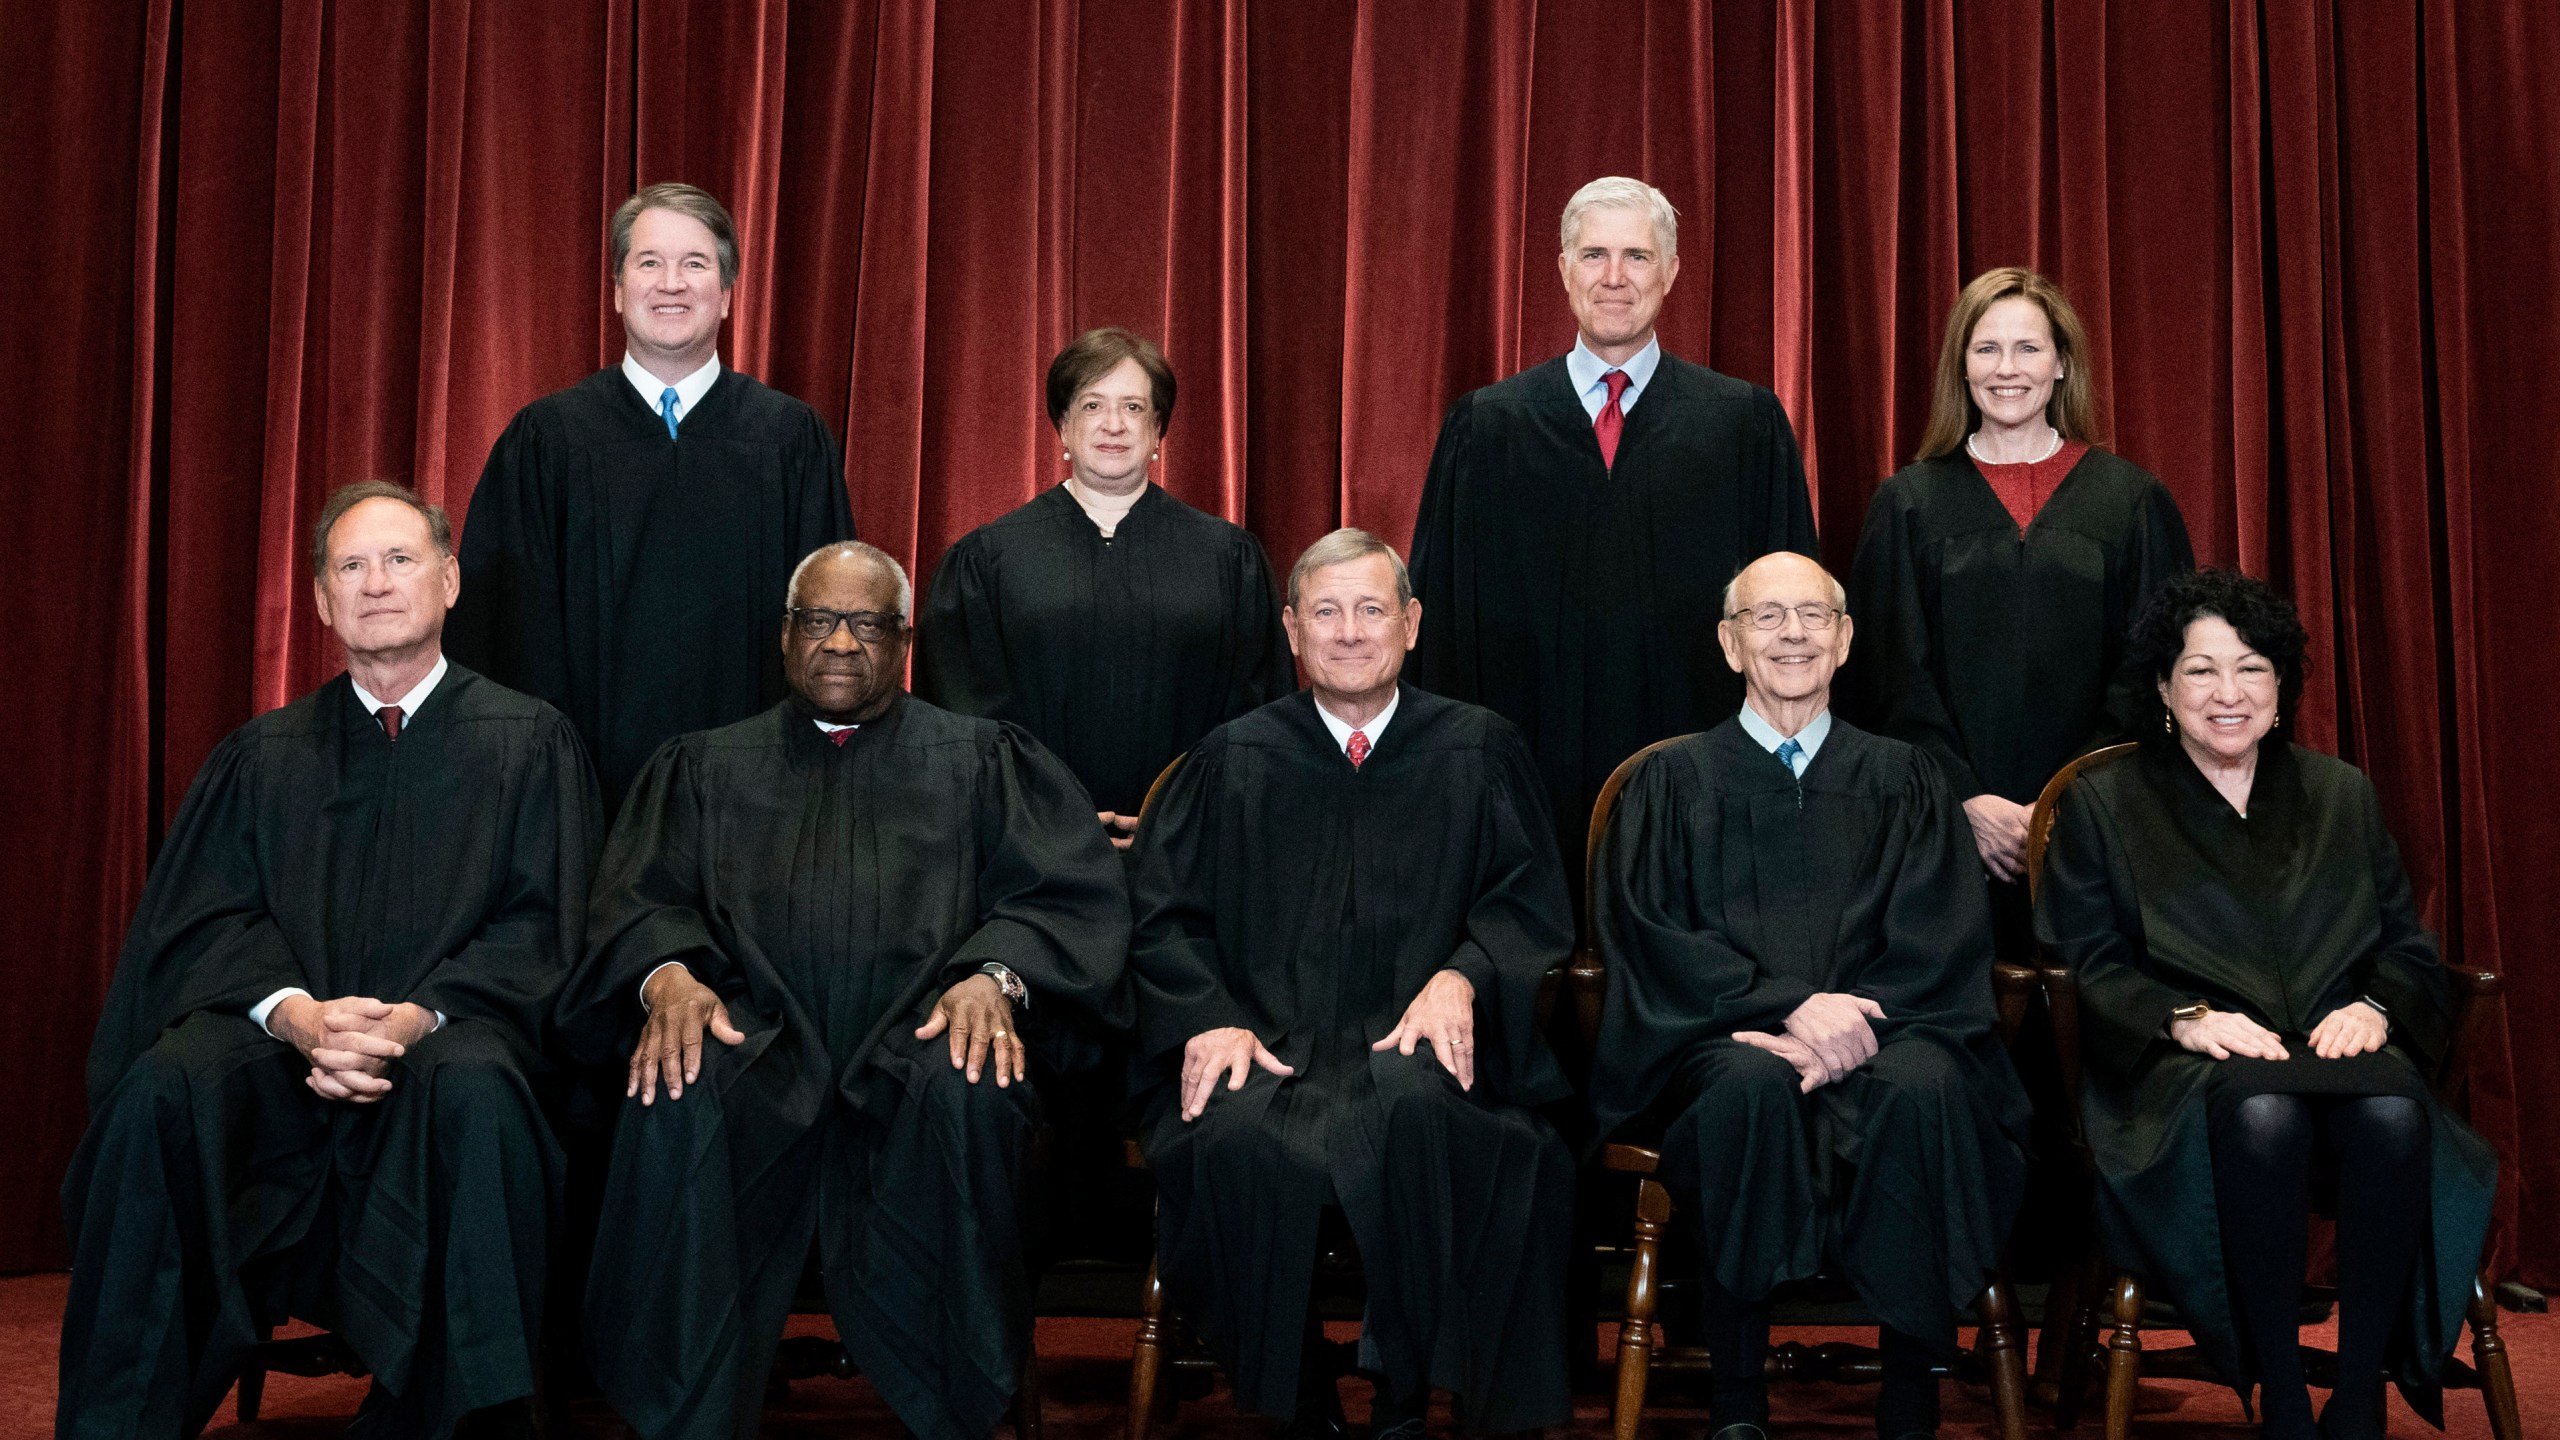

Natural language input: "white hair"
[1559,176,1680,260]
[787,541,911,619]
[1721,554,1847,616]
[1287,528,1412,608]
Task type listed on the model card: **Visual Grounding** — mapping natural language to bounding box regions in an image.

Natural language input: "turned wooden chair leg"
[2052,1240,2108,1431]
[1976,1276,2030,1440]
[2102,1273,2144,1440]
[2468,1270,2523,1440]
[1015,1319,1044,1440]
[1128,1254,1169,1440]
[1612,1177,1672,1440]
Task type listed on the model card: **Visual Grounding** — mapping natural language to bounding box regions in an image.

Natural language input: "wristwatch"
[979,962,1029,1007]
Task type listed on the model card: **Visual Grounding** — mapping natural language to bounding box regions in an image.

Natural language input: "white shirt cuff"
[250,987,310,1036]
[641,961,689,1010]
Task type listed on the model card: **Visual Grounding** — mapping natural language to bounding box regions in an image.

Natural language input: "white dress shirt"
[1565,334,1664,422]
[623,352,722,426]
[1735,702,1833,779]
[1313,688,1400,757]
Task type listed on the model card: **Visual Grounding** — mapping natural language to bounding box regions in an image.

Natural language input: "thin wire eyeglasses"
[1726,602,1843,631]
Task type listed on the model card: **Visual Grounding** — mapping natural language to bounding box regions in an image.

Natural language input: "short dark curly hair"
[2123,567,2311,737]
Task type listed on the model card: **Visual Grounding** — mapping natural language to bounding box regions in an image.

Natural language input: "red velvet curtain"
[4,1,2553,1280]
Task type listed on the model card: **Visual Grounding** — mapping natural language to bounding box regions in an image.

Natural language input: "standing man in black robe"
[1132,529,1577,1439]
[59,482,599,1439]
[447,181,854,812]
[562,542,1129,1440]
[1409,175,1817,903]
[1587,552,2029,1440]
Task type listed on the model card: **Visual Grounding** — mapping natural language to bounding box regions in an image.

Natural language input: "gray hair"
[1720,554,1847,616]
[610,182,740,288]
[787,541,911,620]
[1287,528,1412,609]
[1559,176,1680,261]
[311,480,452,578]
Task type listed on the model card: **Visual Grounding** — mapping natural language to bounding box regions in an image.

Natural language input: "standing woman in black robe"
[2035,570,2496,1440]
[916,327,1293,853]
[1850,266,2193,945]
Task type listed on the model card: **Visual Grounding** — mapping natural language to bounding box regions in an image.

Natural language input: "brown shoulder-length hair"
[1045,327,1177,437]
[1914,266,2103,462]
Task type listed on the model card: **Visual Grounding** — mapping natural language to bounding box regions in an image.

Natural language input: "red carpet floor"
[2,1270,2545,1437]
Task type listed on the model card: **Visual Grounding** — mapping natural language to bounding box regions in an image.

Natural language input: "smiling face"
[1283,553,1420,713]
[1965,294,2065,435]
[1716,552,1853,718]
[613,206,732,373]
[781,553,910,723]
[2159,615,2278,766]
[1558,205,1679,364]
[312,497,459,662]
[1059,356,1159,490]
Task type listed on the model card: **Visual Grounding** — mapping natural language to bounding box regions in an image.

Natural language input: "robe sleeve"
[1405,394,1477,700]
[944,723,1130,1027]
[911,534,1012,720]
[1848,477,1984,798]
[2032,773,2192,1081]
[1225,531,1296,719]
[447,409,572,720]
[2345,772,2458,1074]
[405,711,602,1048]
[1589,749,1820,1127]
[1853,751,2001,1042]
[84,732,308,1105]
[1750,386,1821,558]
[2094,477,2196,746]
[556,738,732,1066]
[1443,722,1575,1106]
[1127,738,1258,1061]
[783,400,857,556]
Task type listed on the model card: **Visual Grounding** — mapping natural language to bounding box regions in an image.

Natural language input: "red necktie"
[1594,369,1630,469]
[830,729,852,747]
[1347,730,1370,769]
[377,705,402,742]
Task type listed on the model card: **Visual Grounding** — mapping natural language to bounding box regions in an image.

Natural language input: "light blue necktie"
[660,386,681,439]
[1775,737,1804,778]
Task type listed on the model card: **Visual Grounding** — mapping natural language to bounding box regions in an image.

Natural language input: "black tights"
[1697,1278,1939,1437]
[2211,1093,2430,1440]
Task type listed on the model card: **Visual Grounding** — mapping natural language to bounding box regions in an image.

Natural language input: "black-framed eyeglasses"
[1727,601,1843,631]
[787,607,904,643]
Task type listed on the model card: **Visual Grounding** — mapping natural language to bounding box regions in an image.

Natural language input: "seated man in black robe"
[562,541,1129,1440]
[59,481,599,1440]
[1131,528,1577,1440]
[1586,552,2031,1440]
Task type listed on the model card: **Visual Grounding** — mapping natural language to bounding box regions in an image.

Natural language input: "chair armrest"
[1991,961,2038,1046]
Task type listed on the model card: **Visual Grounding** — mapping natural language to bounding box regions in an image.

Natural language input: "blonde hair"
[1914,267,2103,462]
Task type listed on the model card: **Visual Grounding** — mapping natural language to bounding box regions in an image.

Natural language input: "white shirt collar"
[351,652,450,718]
[623,352,722,423]
[1566,333,1664,419]
[814,718,858,734]
[1313,687,1399,757]
[1736,702,1832,776]
[1063,478,1147,538]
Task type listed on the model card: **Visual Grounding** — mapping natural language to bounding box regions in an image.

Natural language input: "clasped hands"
[627,966,1025,1106]
[1177,970,1478,1122]
[1733,991,1887,1093]
[2168,1001,2387,1061]
[269,994,438,1104]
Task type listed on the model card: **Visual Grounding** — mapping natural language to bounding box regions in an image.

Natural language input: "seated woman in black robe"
[2034,569,2497,1440]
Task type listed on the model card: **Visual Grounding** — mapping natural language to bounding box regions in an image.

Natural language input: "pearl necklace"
[1969,425,2062,465]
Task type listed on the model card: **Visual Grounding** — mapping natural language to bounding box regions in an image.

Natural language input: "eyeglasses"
[787,608,903,643]
[1727,601,1843,631]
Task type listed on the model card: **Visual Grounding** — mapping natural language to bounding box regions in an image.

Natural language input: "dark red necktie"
[830,729,852,747]
[1594,369,1630,469]
[1347,730,1370,769]
[377,705,402,742]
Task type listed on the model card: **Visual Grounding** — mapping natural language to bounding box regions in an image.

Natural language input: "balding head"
[1716,552,1853,729]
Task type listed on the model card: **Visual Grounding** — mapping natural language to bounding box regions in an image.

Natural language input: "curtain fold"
[4,0,2550,1279]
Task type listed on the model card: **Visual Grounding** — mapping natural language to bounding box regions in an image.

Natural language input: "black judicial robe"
[1848,447,2192,806]
[448,367,854,809]
[61,667,598,1440]
[916,482,1294,817]
[1409,354,1817,890]
[2034,741,2496,1405]
[1129,686,1577,1432]
[561,694,1129,1440]
[1588,718,2029,1350]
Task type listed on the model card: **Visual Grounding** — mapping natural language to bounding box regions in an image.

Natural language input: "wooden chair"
[2024,743,2523,1440]
[1591,737,2035,1440]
